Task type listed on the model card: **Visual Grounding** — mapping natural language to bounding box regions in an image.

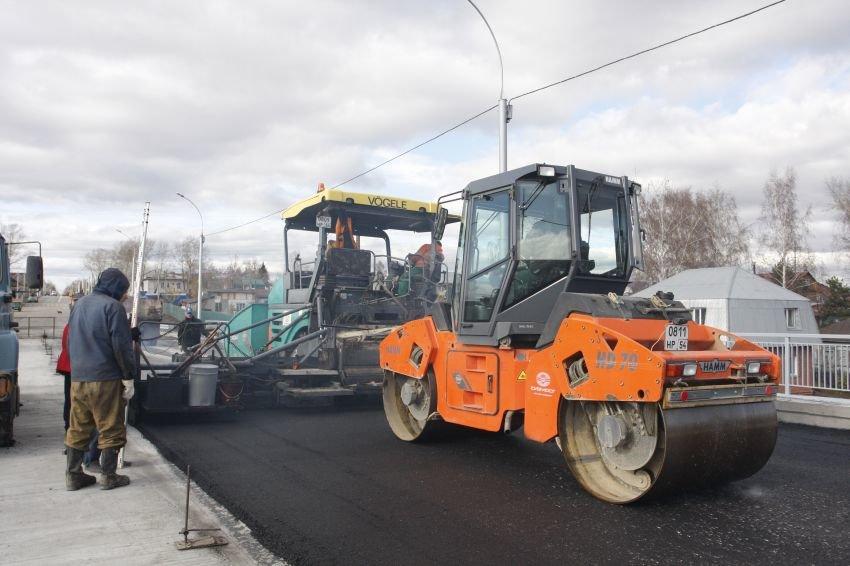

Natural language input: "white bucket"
[188,364,219,407]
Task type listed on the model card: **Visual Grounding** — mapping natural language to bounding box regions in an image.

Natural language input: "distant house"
[203,287,269,315]
[141,271,185,295]
[758,270,830,322]
[635,266,819,339]
[821,319,850,336]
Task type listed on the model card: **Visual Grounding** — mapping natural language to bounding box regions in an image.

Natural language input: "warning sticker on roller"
[517,370,527,381]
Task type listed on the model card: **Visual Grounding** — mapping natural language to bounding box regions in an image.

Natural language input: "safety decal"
[517,370,527,381]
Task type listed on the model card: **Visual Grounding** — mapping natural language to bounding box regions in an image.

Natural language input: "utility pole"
[467,0,510,172]
[177,193,204,320]
[119,201,149,470]
[129,204,150,326]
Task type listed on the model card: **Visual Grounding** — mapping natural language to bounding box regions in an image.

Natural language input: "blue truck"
[1,233,43,446]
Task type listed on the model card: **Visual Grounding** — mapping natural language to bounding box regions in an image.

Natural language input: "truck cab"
[1,235,43,445]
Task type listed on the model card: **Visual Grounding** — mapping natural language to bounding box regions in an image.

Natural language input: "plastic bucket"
[188,364,219,407]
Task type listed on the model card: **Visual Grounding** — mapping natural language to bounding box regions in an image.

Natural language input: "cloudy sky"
[2,0,849,289]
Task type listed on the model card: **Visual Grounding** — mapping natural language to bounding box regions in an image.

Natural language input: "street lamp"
[114,228,138,296]
[176,192,204,320]
[466,0,509,172]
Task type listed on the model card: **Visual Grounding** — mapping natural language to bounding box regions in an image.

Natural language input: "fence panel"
[740,333,850,396]
[15,316,58,339]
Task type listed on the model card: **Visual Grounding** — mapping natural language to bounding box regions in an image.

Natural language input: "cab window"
[576,181,628,277]
[504,180,571,308]
[463,191,510,322]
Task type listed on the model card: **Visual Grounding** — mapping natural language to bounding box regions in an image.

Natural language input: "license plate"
[665,324,688,351]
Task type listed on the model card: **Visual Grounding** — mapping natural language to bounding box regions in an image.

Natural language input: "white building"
[141,271,185,295]
[635,267,818,339]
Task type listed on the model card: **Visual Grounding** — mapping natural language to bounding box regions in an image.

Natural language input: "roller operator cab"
[380,164,780,503]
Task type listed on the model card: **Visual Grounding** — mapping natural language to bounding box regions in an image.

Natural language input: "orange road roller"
[379,164,779,504]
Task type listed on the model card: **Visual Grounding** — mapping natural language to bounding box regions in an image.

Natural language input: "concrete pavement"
[0,339,283,565]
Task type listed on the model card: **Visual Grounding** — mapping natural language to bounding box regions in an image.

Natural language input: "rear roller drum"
[383,371,437,441]
[559,399,778,504]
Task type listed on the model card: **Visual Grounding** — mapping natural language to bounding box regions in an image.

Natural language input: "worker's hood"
[93,268,130,301]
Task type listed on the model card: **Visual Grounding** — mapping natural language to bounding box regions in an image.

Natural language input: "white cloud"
[2,0,850,288]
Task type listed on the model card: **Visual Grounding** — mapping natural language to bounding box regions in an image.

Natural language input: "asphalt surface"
[139,405,850,565]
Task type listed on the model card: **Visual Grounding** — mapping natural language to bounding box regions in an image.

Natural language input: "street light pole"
[176,193,204,321]
[467,0,510,173]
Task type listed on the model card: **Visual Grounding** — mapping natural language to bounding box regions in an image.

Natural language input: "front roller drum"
[560,400,778,504]
[383,370,438,441]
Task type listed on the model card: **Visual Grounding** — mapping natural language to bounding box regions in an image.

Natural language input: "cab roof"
[282,188,458,234]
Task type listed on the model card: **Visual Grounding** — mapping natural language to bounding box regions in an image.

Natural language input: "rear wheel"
[383,370,437,441]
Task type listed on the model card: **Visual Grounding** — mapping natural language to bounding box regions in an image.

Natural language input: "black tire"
[0,413,14,447]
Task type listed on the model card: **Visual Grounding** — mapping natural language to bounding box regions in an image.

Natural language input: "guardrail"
[739,333,850,397]
[14,316,58,339]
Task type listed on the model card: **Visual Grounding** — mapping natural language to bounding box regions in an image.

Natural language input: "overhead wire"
[205,104,497,237]
[327,103,498,190]
[511,0,787,101]
[205,0,788,237]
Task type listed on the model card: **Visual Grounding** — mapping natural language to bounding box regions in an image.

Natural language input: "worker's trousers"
[65,380,126,450]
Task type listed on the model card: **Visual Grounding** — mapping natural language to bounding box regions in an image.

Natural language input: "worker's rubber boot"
[65,447,97,491]
[100,448,130,490]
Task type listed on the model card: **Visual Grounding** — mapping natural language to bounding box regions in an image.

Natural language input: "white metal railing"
[738,333,850,396]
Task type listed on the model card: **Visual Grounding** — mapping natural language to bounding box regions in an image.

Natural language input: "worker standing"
[64,268,135,491]
[411,240,444,276]
[55,311,72,435]
[177,308,203,352]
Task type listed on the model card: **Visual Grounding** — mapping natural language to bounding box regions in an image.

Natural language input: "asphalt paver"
[139,405,850,565]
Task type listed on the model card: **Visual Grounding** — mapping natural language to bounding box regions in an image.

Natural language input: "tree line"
[66,236,269,296]
[638,168,849,286]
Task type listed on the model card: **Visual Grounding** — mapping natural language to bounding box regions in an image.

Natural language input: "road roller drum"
[561,399,778,503]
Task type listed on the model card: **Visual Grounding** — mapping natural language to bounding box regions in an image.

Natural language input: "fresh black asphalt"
[139,405,850,565]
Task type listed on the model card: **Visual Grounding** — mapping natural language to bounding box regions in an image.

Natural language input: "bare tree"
[0,222,28,267]
[174,237,198,292]
[638,181,750,283]
[63,279,89,295]
[828,177,850,254]
[83,248,112,281]
[110,240,139,280]
[758,167,812,288]
[145,240,172,279]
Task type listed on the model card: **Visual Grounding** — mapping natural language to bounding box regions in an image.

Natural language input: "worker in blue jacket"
[65,268,135,491]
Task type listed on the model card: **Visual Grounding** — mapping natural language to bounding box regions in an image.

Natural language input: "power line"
[206,209,284,236]
[207,0,787,237]
[511,0,787,101]
[206,104,497,236]
[328,104,497,190]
